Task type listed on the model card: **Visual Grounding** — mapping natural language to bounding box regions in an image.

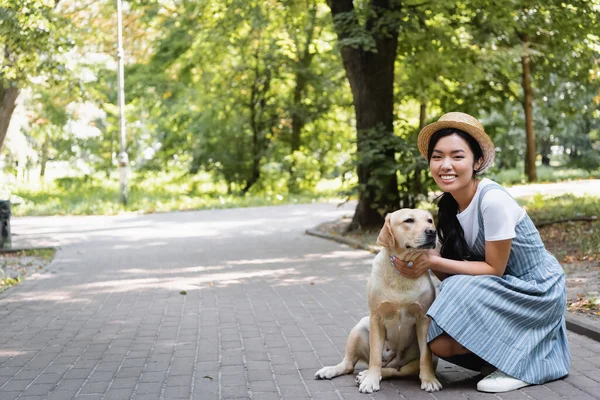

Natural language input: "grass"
[5,171,347,217]
[2,166,599,218]
[520,194,600,226]
[0,248,56,293]
[18,248,56,261]
[489,165,600,185]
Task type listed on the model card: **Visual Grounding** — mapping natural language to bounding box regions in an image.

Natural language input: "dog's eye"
[404,218,414,223]
[428,218,433,223]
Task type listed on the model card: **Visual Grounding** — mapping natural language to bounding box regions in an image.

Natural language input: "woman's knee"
[429,335,468,358]
[429,336,456,358]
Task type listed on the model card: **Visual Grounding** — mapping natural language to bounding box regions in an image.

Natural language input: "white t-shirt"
[457,178,526,247]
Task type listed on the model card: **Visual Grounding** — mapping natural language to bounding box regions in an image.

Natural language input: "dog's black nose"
[426,228,436,237]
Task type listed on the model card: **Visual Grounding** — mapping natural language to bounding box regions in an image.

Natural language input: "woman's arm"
[433,238,511,276]
[393,239,512,278]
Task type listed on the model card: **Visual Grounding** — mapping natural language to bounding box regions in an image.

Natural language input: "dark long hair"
[428,128,484,261]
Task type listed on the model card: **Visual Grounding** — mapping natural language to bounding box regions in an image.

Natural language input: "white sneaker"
[476,370,530,393]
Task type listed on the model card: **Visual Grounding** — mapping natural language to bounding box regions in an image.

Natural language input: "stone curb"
[0,246,57,254]
[565,312,600,342]
[305,228,380,253]
[305,228,600,343]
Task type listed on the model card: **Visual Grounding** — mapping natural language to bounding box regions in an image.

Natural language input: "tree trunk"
[327,0,401,231]
[0,85,20,151]
[243,108,263,194]
[290,73,306,154]
[290,6,317,154]
[288,4,318,193]
[520,34,537,182]
[287,67,309,194]
[40,131,50,177]
[541,153,550,166]
[540,116,555,167]
[242,51,272,194]
[409,101,427,204]
[419,102,427,130]
[540,136,551,166]
[244,130,261,194]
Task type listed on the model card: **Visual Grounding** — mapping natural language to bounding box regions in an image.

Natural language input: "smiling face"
[429,133,483,194]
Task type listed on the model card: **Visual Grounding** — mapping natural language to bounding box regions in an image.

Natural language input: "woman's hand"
[390,250,439,279]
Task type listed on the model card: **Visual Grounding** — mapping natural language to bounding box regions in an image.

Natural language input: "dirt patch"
[313,217,600,322]
[539,221,600,321]
[0,249,56,293]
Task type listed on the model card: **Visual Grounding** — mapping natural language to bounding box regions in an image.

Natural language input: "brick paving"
[1,203,599,399]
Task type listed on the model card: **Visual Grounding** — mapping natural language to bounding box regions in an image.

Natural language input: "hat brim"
[417,120,496,173]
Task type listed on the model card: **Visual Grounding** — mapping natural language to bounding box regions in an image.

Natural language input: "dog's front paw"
[355,370,368,386]
[357,371,381,393]
[315,366,339,380]
[420,375,442,392]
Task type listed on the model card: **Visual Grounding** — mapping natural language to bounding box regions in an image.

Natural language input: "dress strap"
[476,182,520,225]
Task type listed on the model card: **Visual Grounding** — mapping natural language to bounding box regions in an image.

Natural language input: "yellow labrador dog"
[315,209,442,393]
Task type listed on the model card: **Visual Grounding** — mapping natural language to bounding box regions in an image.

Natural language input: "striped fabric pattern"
[427,183,570,384]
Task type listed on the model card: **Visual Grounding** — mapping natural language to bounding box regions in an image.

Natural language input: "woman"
[390,112,570,393]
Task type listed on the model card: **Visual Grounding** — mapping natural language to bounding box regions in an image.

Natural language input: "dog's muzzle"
[414,229,437,249]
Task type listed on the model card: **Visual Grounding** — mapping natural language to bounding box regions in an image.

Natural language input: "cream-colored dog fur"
[315,209,442,393]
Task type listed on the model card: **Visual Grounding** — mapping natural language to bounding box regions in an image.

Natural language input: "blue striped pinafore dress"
[427,183,570,384]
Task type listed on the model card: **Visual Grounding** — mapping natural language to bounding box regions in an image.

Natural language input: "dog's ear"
[376,214,395,248]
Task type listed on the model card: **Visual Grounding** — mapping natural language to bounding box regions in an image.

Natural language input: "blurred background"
[1,0,599,225]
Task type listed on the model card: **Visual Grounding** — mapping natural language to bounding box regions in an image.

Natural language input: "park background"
[1,5,600,400]
[1,1,599,298]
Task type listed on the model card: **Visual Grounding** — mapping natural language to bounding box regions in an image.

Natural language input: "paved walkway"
[1,203,599,399]
[506,179,600,198]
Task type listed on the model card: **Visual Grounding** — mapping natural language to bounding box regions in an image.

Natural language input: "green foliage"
[0,0,74,82]
[105,0,354,197]
[24,248,56,260]
[520,194,600,226]
[3,0,600,215]
[0,274,21,289]
[284,151,322,192]
[427,0,600,169]
[331,11,377,51]
[0,0,79,150]
[8,171,347,216]
[350,124,403,212]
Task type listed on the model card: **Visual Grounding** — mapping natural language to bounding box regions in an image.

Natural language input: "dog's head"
[376,209,437,251]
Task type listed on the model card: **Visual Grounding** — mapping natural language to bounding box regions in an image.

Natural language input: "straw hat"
[417,112,496,173]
